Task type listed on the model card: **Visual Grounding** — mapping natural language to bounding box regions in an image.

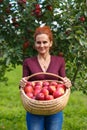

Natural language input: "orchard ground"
[0,65,87,130]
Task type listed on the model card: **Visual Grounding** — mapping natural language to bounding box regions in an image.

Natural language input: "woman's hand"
[19,77,28,88]
[62,77,72,88]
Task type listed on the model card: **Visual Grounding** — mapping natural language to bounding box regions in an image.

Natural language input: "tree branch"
[72,64,80,86]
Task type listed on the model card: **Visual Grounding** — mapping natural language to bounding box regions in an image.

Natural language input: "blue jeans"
[26,111,63,130]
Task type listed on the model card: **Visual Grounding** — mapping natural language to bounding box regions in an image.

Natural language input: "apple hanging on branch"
[23,41,30,51]
[79,16,85,22]
[0,0,3,3]
[46,5,53,11]
[32,4,42,17]
[17,0,26,5]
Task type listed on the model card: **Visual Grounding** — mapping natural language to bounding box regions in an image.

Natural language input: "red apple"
[24,85,33,93]
[33,88,41,96]
[26,92,34,98]
[18,0,26,4]
[79,16,85,22]
[35,4,40,10]
[53,88,65,98]
[40,88,49,96]
[50,81,58,86]
[0,0,3,3]
[34,84,42,90]
[34,9,41,16]
[35,92,45,100]
[26,82,32,87]
[35,81,43,86]
[23,41,30,50]
[32,4,41,17]
[43,81,50,86]
[43,85,49,90]
[46,5,52,11]
[45,95,54,100]
[33,81,43,89]
[56,83,66,91]
[22,0,26,3]
[48,85,56,94]
[32,96,36,99]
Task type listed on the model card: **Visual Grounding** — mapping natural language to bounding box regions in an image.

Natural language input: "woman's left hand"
[62,77,72,88]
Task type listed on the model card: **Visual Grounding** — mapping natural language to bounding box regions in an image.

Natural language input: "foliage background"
[0,1,87,129]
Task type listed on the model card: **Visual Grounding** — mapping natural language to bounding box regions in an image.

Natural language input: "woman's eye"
[37,41,41,44]
[36,41,48,44]
[43,41,47,44]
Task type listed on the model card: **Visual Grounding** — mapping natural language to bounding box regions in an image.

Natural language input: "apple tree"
[0,0,87,94]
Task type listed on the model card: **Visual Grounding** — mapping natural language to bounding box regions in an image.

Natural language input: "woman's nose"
[40,43,44,47]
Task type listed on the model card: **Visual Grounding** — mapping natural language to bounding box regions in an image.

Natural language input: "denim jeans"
[26,111,63,130]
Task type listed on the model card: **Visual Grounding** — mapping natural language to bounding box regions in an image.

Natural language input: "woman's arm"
[19,59,30,88]
[58,57,72,88]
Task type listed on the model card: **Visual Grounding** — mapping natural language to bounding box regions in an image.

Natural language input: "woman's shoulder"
[52,55,65,61]
[23,56,37,64]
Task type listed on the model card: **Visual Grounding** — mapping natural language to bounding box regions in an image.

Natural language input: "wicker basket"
[20,72,70,115]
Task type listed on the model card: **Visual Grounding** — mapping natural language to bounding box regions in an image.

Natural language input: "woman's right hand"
[19,77,28,88]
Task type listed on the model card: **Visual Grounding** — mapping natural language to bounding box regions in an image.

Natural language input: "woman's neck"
[37,53,51,72]
[37,53,50,61]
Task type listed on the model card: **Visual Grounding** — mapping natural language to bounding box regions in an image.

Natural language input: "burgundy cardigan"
[22,55,66,81]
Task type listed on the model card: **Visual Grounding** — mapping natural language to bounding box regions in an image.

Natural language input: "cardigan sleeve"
[22,59,30,77]
[58,57,66,77]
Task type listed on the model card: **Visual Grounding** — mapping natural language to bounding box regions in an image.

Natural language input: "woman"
[20,26,72,130]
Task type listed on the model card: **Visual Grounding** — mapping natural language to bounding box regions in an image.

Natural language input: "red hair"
[34,26,53,41]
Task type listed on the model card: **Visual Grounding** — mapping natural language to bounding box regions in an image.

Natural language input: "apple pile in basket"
[24,81,66,100]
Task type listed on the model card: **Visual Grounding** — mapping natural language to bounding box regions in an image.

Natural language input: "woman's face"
[35,34,52,55]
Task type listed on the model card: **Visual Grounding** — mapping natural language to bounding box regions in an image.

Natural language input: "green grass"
[63,92,87,130]
[0,65,87,130]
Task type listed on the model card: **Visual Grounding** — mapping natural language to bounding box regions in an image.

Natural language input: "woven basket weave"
[20,72,70,115]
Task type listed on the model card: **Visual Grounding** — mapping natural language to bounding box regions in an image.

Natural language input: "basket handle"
[27,72,64,81]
